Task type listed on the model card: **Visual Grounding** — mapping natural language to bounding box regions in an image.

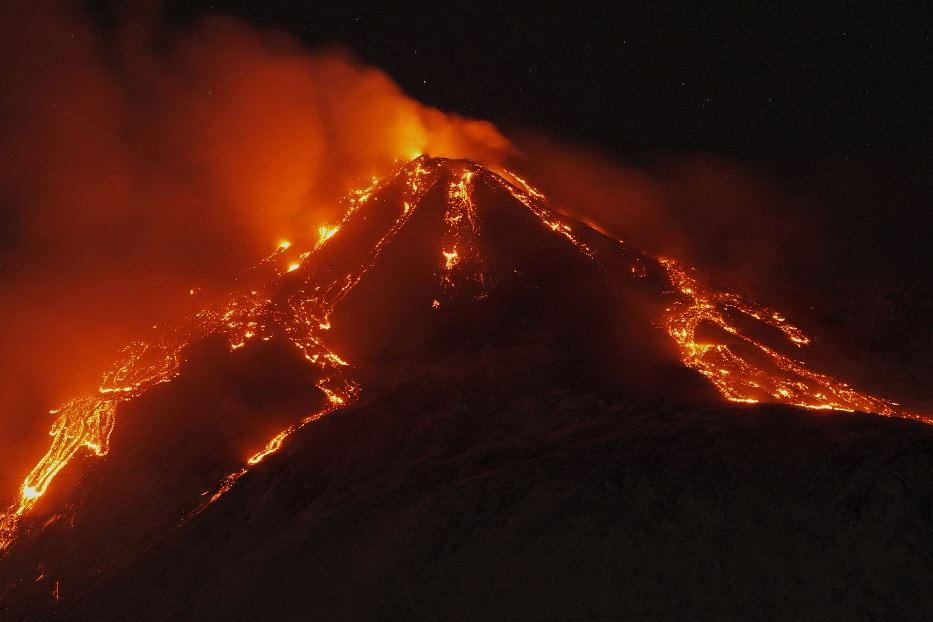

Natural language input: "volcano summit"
[1,158,931,619]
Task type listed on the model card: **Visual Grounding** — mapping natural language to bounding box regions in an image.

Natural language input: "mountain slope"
[1,157,930,619]
[67,354,933,620]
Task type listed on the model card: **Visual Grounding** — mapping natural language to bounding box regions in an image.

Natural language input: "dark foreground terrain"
[2,157,931,620]
[34,345,931,621]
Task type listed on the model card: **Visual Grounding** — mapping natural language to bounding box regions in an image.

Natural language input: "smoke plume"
[0,1,507,484]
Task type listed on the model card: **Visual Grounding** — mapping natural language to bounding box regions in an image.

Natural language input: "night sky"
[150,2,932,163]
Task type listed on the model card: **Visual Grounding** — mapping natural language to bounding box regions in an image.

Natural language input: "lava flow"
[439,169,487,297]
[498,165,928,424]
[0,159,435,550]
[658,257,932,424]
[1,156,927,555]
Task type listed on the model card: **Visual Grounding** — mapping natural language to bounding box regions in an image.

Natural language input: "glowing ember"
[442,249,459,269]
[489,164,925,424]
[438,168,485,295]
[316,225,339,249]
[0,397,118,549]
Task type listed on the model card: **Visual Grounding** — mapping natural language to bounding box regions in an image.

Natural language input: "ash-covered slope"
[1,157,931,619]
[0,157,700,616]
[55,353,933,620]
[318,158,695,392]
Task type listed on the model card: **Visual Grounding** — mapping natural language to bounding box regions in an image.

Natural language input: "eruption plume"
[0,1,507,493]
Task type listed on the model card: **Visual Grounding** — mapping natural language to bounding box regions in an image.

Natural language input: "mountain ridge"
[1,156,929,618]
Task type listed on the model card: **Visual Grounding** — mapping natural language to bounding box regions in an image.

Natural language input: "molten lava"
[658,257,931,424]
[500,167,929,423]
[0,156,927,555]
[439,168,486,296]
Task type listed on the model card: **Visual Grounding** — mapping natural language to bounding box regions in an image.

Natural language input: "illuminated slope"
[63,372,933,621]
[658,258,931,422]
[496,167,927,422]
[0,156,926,570]
[0,160,431,551]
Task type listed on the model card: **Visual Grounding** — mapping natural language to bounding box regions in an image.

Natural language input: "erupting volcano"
[1,157,930,618]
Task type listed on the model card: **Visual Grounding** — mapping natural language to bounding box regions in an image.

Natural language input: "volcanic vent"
[0,157,928,616]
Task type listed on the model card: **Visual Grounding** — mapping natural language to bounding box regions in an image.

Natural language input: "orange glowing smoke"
[0,2,511,504]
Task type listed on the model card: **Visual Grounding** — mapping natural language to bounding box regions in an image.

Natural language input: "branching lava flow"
[1,156,926,554]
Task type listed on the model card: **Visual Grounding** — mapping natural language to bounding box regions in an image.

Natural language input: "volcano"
[2,157,932,619]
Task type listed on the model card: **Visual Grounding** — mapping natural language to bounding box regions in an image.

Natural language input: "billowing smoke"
[0,1,507,484]
[2,2,924,503]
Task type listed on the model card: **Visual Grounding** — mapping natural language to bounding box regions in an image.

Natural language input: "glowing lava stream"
[657,258,932,424]
[192,159,434,513]
[438,168,488,297]
[497,164,929,425]
[0,159,436,551]
[1,156,928,554]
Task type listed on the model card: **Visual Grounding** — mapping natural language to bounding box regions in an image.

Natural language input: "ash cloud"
[0,0,506,485]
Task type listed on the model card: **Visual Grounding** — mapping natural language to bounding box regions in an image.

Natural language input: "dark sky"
[98,0,932,287]
[150,2,932,165]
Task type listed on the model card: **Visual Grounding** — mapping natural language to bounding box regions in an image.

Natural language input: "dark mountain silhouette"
[2,158,931,620]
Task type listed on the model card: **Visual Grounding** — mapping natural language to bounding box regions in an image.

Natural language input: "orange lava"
[1,156,927,554]
[439,168,486,295]
[658,257,931,424]
[491,166,925,425]
[0,160,436,550]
